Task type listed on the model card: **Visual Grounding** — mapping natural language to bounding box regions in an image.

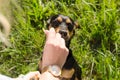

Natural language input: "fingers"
[56,33,61,39]
[60,38,69,53]
[48,28,56,39]
[60,38,65,47]
[55,33,61,45]
[43,28,56,41]
[43,28,49,35]
[44,28,67,50]
[21,71,41,80]
[56,34,68,54]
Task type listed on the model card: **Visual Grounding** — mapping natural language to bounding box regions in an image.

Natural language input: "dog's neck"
[65,40,71,49]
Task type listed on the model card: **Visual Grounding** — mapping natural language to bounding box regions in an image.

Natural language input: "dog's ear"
[74,21,80,29]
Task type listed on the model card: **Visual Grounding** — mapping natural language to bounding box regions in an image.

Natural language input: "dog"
[39,14,82,80]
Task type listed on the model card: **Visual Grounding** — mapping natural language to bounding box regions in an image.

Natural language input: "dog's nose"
[59,30,67,37]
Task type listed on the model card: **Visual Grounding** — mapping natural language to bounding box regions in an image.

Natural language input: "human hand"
[42,28,69,69]
[14,71,40,80]
[40,71,59,80]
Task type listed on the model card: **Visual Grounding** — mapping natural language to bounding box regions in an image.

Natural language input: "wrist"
[42,65,62,78]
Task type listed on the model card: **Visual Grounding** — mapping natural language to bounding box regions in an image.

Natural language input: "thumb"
[43,28,49,36]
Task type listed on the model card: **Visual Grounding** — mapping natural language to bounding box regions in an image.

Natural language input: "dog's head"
[46,14,79,45]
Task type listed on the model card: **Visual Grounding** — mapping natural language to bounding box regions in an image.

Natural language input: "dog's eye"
[52,20,61,27]
[67,23,73,31]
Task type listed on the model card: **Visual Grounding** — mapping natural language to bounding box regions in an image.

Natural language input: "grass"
[0,0,120,80]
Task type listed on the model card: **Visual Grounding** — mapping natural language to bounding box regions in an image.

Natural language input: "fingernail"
[50,27,54,31]
[50,28,55,33]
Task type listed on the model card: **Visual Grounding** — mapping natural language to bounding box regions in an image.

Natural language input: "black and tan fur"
[39,14,82,80]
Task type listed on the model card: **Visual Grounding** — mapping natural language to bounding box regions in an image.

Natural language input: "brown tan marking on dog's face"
[47,14,79,42]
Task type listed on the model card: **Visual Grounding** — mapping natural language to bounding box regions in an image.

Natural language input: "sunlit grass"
[0,0,120,79]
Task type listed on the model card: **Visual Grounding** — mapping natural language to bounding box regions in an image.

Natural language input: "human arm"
[0,28,69,80]
[40,28,69,80]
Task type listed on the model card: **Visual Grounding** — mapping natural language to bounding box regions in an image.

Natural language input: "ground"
[0,0,120,80]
